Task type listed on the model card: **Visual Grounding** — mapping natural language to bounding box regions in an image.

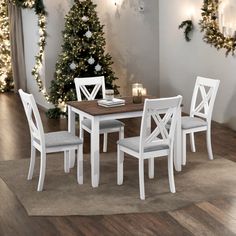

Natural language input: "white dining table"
[67,97,182,187]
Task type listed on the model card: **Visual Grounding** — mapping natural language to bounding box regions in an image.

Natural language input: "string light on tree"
[48,0,118,118]
[0,0,13,92]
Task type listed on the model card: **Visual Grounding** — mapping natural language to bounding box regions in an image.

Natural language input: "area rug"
[0,152,236,216]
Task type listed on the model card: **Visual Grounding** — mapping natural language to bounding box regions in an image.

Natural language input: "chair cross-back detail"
[19,89,83,191]
[117,96,182,200]
[75,76,106,101]
[181,76,220,165]
[143,108,176,146]
[74,76,124,153]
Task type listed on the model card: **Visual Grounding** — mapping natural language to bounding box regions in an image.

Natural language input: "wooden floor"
[0,92,236,236]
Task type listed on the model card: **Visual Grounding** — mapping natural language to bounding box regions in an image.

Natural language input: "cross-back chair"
[74,76,124,152]
[19,89,83,191]
[181,76,220,165]
[117,96,182,200]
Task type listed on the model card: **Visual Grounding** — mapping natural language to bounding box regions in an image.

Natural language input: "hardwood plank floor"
[0,92,236,236]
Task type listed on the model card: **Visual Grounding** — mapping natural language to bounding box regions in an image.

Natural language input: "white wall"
[22,1,73,108]
[44,0,73,90]
[22,9,48,108]
[94,0,159,96]
[159,0,236,129]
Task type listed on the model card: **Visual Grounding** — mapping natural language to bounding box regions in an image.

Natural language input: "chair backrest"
[190,76,220,121]
[18,89,45,149]
[74,76,106,101]
[139,95,182,154]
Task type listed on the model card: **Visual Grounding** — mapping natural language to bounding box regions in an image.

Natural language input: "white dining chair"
[181,76,220,165]
[19,89,83,191]
[117,96,182,200]
[74,76,124,152]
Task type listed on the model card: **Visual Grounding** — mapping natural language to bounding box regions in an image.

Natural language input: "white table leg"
[91,117,100,187]
[174,106,182,171]
[68,106,76,168]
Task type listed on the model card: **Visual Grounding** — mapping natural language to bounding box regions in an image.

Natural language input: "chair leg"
[37,152,46,191]
[182,130,187,165]
[77,145,83,184]
[148,158,154,179]
[139,158,145,200]
[190,132,196,152]
[117,146,124,185]
[168,149,176,193]
[103,133,108,153]
[64,151,70,173]
[119,126,124,140]
[206,127,213,160]
[27,145,36,180]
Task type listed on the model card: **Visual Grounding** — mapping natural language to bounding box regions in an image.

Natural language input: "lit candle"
[141,88,147,96]
[132,83,143,104]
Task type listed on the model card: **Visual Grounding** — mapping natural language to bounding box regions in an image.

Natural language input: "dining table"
[67,96,182,187]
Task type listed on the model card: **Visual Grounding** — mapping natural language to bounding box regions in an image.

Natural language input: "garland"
[199,0,236,56]
[179,20,194,42]
[4,0,49,98]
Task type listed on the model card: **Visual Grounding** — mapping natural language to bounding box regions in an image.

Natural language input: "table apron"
[70,106,143,121]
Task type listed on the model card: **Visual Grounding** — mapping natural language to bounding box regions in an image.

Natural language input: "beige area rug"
[0,152,236,216]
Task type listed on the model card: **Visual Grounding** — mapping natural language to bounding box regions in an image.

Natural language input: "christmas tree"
[0,1,13,92]
[48,0,118,112]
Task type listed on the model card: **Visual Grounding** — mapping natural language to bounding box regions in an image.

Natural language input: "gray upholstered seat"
[82,119,124,130]
[181,116,207,130]
[45,131,83,147]
[117,136,169,153]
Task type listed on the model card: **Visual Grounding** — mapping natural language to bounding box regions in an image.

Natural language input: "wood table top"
[67,96,153,116]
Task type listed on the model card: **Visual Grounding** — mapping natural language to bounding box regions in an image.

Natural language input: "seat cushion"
[45,131,83,147]
[82,119,124,131]
[117,137,169,153]
[181,116,207,130]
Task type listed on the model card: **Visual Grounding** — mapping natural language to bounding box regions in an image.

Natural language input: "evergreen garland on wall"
[199,0,236,56]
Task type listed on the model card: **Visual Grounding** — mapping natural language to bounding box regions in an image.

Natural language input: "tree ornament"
[82,16,89,22]
[85,30,92,38]
[95,64,102,72]
[88,57,95,65]
[70,62,76,70]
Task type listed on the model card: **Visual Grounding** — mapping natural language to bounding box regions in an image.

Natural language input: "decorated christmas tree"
[48,0,118,112]
[0,1,13,92]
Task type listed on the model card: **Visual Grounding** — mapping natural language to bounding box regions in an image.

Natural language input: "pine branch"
[179,20,194,42]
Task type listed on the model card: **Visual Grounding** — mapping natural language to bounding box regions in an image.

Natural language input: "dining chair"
[19,89,83,191]
[74,76,125,152]
[117,95,182,200]
[181,76,220,165]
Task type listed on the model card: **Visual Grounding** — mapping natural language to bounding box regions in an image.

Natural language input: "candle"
[141,88,147,96]
[132,83,143,104]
